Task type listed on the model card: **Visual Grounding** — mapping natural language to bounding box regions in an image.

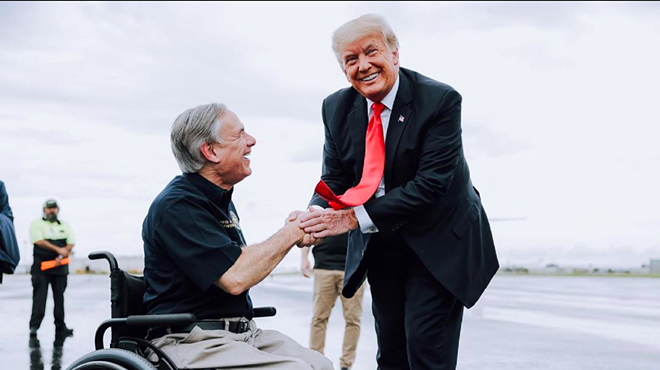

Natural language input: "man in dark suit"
[298,14,499,370]
[0,180,20,284]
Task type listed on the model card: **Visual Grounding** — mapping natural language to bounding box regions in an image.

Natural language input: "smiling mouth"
[243,152,251,160]
[360,72,379,82]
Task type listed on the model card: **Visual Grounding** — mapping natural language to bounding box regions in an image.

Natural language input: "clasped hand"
[286,207,359,247]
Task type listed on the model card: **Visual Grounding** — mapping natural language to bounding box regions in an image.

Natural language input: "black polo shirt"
[142,173,253,320]
[312,234,347,271]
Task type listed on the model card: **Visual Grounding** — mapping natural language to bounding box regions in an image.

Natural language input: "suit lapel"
[346,97,368,181]
[384,71,413,191]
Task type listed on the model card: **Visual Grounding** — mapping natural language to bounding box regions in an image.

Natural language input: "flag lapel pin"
[398,115,405,122]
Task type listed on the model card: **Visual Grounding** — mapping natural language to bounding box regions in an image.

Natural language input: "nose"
[358,55,371,74]
[246,132,256,147]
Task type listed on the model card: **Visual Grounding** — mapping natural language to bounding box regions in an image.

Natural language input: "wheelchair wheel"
[66,348,157,370]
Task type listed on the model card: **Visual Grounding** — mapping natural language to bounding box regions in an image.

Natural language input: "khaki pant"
[151,320,332,369]
[310,269,365,369]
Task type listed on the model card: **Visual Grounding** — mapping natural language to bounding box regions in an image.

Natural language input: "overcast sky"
[1,2,659,270]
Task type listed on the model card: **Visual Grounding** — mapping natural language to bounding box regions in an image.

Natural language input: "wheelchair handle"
[253,307,276,317]
[89,251,118,271]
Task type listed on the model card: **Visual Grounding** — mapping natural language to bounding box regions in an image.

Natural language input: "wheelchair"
[66,251,276,370]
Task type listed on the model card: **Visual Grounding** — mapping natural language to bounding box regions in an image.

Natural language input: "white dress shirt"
[353,76,400,233]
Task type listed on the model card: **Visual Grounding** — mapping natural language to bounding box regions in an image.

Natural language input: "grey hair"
[170,103,227,173]
[331,14,400,67]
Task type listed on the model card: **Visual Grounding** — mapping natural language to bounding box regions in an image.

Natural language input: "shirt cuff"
[354,205,378,233]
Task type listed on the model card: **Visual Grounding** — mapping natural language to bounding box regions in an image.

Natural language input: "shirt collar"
[366,73,400,113]
[41,217,61,225]
[184,172,233,210]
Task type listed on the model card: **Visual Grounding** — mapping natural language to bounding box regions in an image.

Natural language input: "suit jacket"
[310,68,499,308]
[0,181,20,276]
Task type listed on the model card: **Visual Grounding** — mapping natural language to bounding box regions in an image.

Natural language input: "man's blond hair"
[331,14,400,67]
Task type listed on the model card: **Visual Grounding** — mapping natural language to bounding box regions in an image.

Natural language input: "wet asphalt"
[1,273,659,369]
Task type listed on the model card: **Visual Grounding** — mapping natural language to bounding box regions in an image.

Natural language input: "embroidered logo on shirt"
[229,211,241,231]
[220,211,241,230]
[219,220,237,228]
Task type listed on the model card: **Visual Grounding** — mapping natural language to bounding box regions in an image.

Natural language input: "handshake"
[284,206,359,248]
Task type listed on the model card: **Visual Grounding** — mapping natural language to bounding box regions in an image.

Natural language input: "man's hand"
[288,208,324,247]
[300,254,313,278]
[287,210,305,223]
[57,247,69,257]
[284,213,306,245]
[300,208,359,238]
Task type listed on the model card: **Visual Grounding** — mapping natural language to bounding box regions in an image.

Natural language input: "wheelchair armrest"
[126,313,196,327]
[253,307,276,317]
[94,314,196,350]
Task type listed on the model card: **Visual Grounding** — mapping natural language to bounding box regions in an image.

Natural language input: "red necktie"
[315,102,386,210]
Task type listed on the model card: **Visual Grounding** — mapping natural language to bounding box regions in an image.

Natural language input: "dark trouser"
[29,273,68,330]
[367,234,464,370]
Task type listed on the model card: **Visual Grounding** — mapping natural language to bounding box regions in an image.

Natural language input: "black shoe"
[29,327,38,337]
[56,327,74,337]
[341,367,350,370]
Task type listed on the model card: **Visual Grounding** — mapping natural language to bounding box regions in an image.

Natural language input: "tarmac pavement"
[1,273,659,369]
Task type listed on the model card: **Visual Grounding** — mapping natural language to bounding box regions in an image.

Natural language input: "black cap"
[43,199,59,209]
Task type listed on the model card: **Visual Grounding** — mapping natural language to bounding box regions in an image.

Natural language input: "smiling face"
[210,110,256,187]
[341,33,399,102]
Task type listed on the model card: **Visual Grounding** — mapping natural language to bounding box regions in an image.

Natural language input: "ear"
[200,142,220,163]
[392,48,400,66]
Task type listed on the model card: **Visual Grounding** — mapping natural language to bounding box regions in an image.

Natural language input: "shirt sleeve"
[354,205,379,233]
[29,220,44,244]
[63,222,75,244]
[154,199,243,292]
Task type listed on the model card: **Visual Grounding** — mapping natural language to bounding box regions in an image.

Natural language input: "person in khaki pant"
[301,235,365,370]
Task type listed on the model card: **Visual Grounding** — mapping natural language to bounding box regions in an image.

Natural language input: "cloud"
[1,2,659,270]
[463,123,529,159]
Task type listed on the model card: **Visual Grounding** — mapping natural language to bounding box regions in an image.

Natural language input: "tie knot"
[372,102,385,116]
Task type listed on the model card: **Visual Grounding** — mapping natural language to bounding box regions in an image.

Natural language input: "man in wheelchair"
[139,103,332,370]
